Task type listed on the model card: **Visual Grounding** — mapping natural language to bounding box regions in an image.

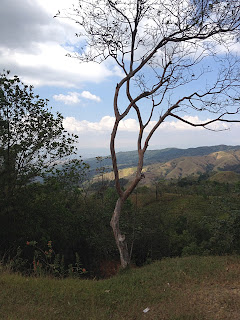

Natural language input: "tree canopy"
[0,71,78,197]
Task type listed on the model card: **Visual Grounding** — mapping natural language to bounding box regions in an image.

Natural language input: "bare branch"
[169,111,240,131]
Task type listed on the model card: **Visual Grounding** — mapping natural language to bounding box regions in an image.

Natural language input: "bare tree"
[59,0,240,268]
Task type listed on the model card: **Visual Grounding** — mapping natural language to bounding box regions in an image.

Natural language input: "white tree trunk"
[110,198,130,268]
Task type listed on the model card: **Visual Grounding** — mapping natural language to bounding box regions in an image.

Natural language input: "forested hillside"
[92,148,240,185]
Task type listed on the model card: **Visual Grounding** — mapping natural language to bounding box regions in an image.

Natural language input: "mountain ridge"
[86,144,240,170]
[88,145,240,183]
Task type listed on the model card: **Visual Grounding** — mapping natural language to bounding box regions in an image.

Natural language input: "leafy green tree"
[0,71,79,261]
[0,71,78,200]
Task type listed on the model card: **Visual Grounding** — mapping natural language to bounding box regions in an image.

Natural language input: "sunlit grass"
[2,256,240,319]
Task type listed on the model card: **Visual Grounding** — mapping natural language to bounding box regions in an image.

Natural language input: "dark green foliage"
[2,145,240,276]
[0,70,78,199]
[2,166,240,276]
[2,158,240,273]
[129,179,240,264]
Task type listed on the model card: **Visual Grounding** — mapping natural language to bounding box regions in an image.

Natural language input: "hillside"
[98,148,240,183]
[2,256,240,320]
[144,149,240,180]
[209,171,240,184]
[86,144,240,172]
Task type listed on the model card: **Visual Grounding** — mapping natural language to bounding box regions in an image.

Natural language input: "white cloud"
[63,115,232,134]
[118,118,139,132]
[63,116,138,133]
[63,116,113,132]
[63,115,240,151]
[53,92,81,104]
[0,0,121,88]
[53,90,101,104]
[0,42,116,88]
[36,0,79,17]
[81,91,101,102]
[148,115,230,132]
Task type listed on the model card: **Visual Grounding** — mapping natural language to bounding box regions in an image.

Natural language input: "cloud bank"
[63,115,231,133]
[63,115,240,152]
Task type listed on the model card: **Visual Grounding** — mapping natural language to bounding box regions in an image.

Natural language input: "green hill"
[99,149,240,184]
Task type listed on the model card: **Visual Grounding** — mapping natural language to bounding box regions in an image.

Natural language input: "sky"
[1,0,240,159]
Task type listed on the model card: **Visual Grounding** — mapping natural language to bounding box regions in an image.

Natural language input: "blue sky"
[1,0,240,158]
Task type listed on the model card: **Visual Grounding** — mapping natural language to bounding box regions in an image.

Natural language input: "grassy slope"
[2,256,240,320]
[86,145,240,171]
[209,171,240,184]
[101,150,240,183]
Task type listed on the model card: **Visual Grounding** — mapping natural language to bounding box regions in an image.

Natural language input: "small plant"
[1,247,28,273]
[68,252,87,278]
[26,240,87,278]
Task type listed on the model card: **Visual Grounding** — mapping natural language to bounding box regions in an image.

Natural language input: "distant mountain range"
[86,145,240,183]
[86,144,240,169]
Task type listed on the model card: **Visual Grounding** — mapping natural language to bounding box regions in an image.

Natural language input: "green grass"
[2,256,240,319]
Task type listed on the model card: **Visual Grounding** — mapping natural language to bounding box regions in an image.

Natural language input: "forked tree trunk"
[110,197,130,268]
